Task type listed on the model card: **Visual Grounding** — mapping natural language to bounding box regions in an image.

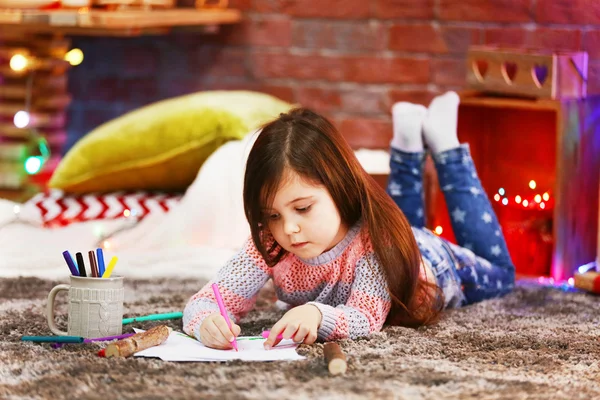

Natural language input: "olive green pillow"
[49,91,292,193]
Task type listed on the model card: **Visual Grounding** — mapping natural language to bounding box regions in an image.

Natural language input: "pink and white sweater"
[183,224,394,341]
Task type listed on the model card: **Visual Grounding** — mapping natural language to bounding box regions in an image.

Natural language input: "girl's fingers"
[293,325,309,343]
[214,316,235,342]
[206,320,232,348]
[265,321,286,349]
[232,323,241,337]
[201,328,223,349]
[281,321,300,340]
[305,331,318,345]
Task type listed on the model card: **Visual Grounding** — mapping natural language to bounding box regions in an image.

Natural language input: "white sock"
[390,102,427,153]
[423,91,461,154]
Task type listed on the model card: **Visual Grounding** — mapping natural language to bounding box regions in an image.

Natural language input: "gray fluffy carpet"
[0,277,599,400]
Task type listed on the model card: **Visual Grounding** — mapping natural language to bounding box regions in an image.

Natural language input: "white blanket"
[0,133,390,280]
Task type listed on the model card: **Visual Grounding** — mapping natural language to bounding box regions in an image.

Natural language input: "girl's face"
[265,170,348,260]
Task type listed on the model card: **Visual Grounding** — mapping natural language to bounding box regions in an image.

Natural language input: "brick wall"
[65,0,600,152]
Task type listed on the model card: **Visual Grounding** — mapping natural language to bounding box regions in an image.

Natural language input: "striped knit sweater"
[183,223,424,342]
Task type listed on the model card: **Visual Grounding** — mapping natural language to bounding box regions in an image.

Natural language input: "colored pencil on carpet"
[122,312,183,325]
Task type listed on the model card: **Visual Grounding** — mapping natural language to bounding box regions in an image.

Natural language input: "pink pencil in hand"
[262,330,283,340]
[211,283,239,351]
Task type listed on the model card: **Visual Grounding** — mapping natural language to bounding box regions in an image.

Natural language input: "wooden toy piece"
[324,342,347,376]
[573,271,600,295]
[104,325,170,358]
[466,46,588,100]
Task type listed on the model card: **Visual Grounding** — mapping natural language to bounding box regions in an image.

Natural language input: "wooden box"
[466,46,588,100]
[424,92,600,281]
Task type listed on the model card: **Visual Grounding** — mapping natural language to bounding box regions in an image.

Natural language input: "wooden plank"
[0,32,71,52]
[0,124,29,139]
[459,90,559,111]
[34,94,72,110]
[0,85,28,99]
[0,9,24,24]
[0,23,171,36]
[0,47,30,57]
[81,9,241,28]
[0,8,241,30]
[0,57,69,75]
[0,143,28,161]
[36,74,68,91]
[0,161,26,190]
[0,107,66,129]
[0,103,27,115]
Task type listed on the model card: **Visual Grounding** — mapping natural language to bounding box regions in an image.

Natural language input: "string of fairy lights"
[7,48,84,175]
[431,179,552,237]
[492,179,552,210]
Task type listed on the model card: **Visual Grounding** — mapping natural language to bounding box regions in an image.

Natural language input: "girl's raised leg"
[423,92,515,303]
[387,102,428,228]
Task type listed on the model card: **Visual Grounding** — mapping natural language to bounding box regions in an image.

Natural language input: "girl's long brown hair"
[243,108,443,327]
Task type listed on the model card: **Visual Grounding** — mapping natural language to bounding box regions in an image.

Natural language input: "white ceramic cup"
[47,275,124,338]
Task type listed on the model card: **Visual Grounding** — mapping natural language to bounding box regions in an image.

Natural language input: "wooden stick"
[573,272,600,294]
[324,342,347,375]
[104,325,170,358]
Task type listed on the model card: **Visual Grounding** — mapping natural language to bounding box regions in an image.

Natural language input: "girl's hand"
[264,304,322,349]
[199,312,241,349]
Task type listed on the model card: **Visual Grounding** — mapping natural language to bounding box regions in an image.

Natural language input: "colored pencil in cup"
[62,250,79,276]
[211,283,238,351]
[88,250,98,277]
[96,248,106,277]
[102,256,118,278]
[75,252,87,277]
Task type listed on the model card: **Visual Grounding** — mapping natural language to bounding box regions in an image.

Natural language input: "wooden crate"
[466,46,588,100]
[423,92,600,281]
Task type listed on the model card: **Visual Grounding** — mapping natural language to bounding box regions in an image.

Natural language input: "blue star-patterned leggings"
[387,144,515,307]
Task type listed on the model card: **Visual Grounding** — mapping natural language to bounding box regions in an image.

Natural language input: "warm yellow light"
[103,240,111,249]
[540,202,546,209]
[523,200,529,207]
[515,195,521,204]
[542,192,549,201]
[534,194,542,203]
[494,194,500,201]
[434,226,443,235]
[9,54,28,72]
[123,209,131,217]
[65,48,84,66]
[529,180,537,189]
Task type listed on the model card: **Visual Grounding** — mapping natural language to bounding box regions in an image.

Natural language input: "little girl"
[183,91,515,350]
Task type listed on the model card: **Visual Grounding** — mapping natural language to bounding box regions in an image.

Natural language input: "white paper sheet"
[133,329,306,362]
